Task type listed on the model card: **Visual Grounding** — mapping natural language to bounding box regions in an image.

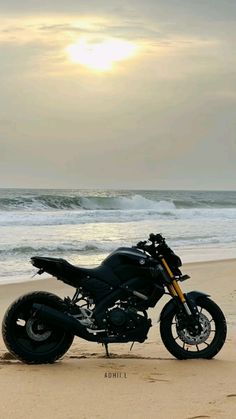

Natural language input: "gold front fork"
[161,258,186,303]
[161,257,192,315]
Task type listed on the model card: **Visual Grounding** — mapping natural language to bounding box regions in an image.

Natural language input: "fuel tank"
[102,247,155,282]
[83,247,163,306]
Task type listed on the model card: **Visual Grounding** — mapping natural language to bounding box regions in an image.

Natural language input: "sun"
[66,38,137,71]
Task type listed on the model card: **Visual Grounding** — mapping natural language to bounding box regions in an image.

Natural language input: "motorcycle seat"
[31,256,120,287]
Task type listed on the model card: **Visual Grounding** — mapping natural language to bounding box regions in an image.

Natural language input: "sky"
[0,0,236,189]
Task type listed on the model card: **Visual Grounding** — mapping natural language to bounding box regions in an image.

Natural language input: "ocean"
[0,188,236,284]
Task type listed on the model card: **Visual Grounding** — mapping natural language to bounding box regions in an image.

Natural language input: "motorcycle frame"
[69,255,200,323]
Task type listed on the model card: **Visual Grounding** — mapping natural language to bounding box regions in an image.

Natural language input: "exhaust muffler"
[32,303,98,342]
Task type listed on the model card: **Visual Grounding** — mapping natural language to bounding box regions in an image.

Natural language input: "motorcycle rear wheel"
[2,291,74,364]
[160,297,227,359]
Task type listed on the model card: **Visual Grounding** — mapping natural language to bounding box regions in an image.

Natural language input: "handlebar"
[136,233,165,253]
[149,233,165,244]
[135,233,182,271]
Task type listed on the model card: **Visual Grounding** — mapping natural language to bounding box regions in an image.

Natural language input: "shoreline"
[0,256,235,286]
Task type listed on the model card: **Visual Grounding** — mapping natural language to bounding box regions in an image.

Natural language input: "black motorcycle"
[2,233,227,363]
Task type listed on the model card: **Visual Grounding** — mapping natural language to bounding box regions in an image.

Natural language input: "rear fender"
[159,291,210,322]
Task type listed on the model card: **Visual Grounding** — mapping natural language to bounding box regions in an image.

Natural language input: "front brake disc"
[176,313,211,345]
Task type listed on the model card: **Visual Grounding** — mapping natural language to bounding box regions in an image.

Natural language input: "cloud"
[0,13,230,87]
[0,2,235,189]
[0,15,222,51]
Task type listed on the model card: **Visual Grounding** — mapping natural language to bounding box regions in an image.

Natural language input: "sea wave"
[1,234,235,260]
[0,194,176,212]
[0,191,236,227]
[1,189,236,284]
[1,191,236,212]
[1,206,236,227]
[0,242,115,257]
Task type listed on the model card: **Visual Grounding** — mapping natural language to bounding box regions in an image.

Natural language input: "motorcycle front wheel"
[2,291,74,364]
[160,297,227,359]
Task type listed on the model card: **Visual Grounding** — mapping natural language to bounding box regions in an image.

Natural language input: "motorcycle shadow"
[0,350,174,364]
[68,353,174,361]
[0,351,22,365]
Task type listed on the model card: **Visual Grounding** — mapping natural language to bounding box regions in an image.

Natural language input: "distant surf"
[0,189,236,283]
[1,190,236,211]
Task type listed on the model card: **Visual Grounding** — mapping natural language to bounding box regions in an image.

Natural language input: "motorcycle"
[2,233,227,364]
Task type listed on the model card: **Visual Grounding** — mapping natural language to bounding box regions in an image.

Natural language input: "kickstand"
[130,342,135,351]
[103,343,110,358]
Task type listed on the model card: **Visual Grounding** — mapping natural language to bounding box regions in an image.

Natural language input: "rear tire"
[2,291,74,364]
[160,297,227,359]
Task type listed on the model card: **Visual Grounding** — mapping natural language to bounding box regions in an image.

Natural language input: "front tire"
[2,291,74,364]
[160,297,227,359]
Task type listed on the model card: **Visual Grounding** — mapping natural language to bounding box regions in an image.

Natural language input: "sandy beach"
[0,259,235,419]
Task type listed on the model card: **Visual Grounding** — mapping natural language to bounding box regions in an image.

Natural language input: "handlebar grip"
[149,233,164,244]
[136,240,147,248]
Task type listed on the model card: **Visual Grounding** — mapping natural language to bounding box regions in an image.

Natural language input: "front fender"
[186,291,210,303]
[159,291,210,322]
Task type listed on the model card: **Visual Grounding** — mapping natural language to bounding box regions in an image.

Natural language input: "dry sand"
[0,259,236,419]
